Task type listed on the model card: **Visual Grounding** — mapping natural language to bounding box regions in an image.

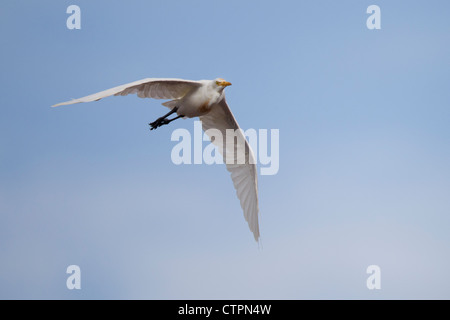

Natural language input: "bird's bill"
[216,80,232,87]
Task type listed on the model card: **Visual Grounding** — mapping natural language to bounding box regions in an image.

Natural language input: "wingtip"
[256,236,262,249]
[51,100,78,107]
[51,101,69,107]
[253,230,260,242]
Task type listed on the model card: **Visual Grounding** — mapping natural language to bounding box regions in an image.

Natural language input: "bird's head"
[214,78,232,91]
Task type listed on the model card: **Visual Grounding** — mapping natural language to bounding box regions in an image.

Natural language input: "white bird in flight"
[52,78,260,241]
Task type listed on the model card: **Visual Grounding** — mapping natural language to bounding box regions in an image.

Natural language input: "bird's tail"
[161,99,179,110]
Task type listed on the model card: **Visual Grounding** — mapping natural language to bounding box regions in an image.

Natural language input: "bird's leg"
[149,107,185,130]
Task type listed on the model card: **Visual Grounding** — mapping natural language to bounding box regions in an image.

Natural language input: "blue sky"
[1,0,450,299]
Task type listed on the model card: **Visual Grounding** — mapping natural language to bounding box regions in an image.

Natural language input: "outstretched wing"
[200,98,260,241]
[52,78,202,107]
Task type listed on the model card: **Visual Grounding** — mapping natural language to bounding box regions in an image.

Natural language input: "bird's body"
[162,80,223,117]
[53,77,260,241]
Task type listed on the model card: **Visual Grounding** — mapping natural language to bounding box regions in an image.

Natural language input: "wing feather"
[52,78,201,107]
[200,98,260,241]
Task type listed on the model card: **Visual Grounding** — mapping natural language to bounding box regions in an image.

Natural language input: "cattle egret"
[52,78,260,241]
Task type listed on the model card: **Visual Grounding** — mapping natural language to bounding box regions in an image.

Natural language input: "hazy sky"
[1,0,450,299]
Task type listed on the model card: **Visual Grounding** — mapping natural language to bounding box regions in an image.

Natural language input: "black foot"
[149,117,170,130]
[149,111,185,131]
